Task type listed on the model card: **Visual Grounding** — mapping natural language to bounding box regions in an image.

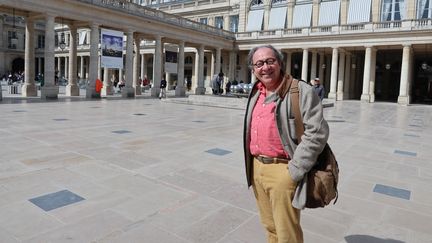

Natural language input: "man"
[244,45,329,243]
[212,72,224,95]
[159,76,167,99]
[313,77,325,101]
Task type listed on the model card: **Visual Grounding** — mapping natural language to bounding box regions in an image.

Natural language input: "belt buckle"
[257,156,273,164]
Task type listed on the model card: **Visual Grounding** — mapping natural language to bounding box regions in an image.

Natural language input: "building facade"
[1,0,432,104]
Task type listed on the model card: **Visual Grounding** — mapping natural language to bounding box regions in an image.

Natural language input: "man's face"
[252,47,281,90]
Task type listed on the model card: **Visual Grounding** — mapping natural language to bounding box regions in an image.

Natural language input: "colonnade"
[19,15,233,99]
[283,45,412,105]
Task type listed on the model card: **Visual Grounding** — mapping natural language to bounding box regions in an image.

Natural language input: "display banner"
[101,28,124,69]
[164,51,178,74]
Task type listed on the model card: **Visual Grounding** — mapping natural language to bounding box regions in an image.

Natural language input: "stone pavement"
[0,86,432,242]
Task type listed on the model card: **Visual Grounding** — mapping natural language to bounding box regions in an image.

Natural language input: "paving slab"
[0,95,432,242]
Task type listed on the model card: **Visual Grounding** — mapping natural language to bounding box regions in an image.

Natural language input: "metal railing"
[236,19,432,39]
[75,0,235,39]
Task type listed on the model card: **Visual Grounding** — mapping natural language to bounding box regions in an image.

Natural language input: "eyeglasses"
[253,58,277,68]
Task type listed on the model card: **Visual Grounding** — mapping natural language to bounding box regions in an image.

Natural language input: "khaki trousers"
[252,158,303,243]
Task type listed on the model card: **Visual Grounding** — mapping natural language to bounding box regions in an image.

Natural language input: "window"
[268,7,287,29]
[229,15,239,32]
[215,16,224,29]
[8,31,17,49]
[200,18,208,25]
[347,0,372,24]
[272,0,287,5]
[185,56,193,64]
[417,0,432,18]
[246,10,264,31]
[38,35,45,49]
[292,3,313,27]
[318,0,341,26]
[251,0,264,7]
[381,0,405,21]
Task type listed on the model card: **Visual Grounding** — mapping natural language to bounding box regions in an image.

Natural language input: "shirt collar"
[256,81,279,103]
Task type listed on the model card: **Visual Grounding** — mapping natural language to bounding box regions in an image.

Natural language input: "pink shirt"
[249,82,289,159]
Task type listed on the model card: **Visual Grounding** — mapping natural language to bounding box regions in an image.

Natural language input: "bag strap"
[290,79,304,143]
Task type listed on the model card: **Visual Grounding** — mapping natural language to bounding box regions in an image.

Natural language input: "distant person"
[118,78,125,91]
[313,78,325,100]
[212,72,224,95]
[159,76,167,99]
[186,77,192,91]
[95,79,103,93]
[225,80,232,94]
[142,75,149,87]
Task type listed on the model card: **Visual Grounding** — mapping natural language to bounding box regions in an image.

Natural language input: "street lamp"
[10,8,18,46]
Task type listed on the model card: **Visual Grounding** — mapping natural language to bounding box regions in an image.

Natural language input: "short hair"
[247,45,285,76]
[218,72,224,77]
[314,78,320,81]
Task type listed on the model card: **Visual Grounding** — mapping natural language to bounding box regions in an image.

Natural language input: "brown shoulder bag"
[290,79,339,208]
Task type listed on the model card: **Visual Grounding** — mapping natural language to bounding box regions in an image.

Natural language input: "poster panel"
[164,51,178,74]
[101,28,124,69]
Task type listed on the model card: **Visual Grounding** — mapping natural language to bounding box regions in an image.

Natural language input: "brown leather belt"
[255,155,289,164]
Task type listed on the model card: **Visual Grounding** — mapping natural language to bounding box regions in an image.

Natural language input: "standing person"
[313,77,325,101]
[159,75,167,99]
[243,45,329,243]
[225,79,232,94]
[212,72,223,95]
[218,72,224,94]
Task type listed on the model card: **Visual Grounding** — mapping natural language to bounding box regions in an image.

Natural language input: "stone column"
[57,57,61,79]
[328,47,338,99]
[41,14,59,99]
[22,18,37,97]
[66,25,79,96]
[361,46,372,102]
[97,56,102,80]
[140,54,145,81]
[344,52,352,99]
[369,48,377,102]
[122,30,135,98]
[65,57,69,80]
[38,58,42,76]
[151,35,163,97]
[175,40,186,96]
[301,48,309,81]
[86,23,100,98]
[336,51,345,101]
[101,67,112,96]
[215,47,222,75]
[209,51,215,79]
[80,56,84,81]
[119,68,123,83]
[398,45,412,105]
[195,44,206,95]
[310,51,318,81]
[133,35,141,95]
[285,51,292,75]
[318,52,325,82]
[228,51,236,84]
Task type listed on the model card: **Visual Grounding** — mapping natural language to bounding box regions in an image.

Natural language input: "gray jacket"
[243,79,329,209]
